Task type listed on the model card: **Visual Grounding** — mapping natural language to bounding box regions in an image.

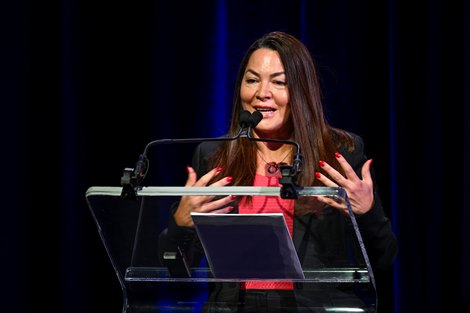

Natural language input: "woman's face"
[240,48,291,139]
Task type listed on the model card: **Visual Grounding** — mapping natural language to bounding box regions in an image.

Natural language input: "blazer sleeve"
[341,133,398,270]
[158,141,220,268]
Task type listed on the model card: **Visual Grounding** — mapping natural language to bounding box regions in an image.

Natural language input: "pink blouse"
[238,174,295,290]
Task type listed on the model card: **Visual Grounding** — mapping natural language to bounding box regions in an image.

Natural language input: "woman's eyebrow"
[245,69,285,78]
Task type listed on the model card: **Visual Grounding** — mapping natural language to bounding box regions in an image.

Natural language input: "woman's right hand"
[173,166,235,227]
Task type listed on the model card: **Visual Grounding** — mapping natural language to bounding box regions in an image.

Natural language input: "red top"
[238,174,295,290]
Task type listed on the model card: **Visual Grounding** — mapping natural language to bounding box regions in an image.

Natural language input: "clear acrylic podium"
[85,185,377,313]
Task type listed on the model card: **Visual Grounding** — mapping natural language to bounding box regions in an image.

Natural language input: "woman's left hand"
[315,152,374,216]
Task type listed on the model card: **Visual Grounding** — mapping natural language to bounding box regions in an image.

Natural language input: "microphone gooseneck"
[120,109,304,199]
[243,110,303,199]
[246,111,300,156]
[121,110,259,199]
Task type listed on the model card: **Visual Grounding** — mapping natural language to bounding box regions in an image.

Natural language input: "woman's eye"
[245,78,257,84]
[273,80,287,86]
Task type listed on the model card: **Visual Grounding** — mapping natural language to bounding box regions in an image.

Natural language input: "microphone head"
[249,110,263,127]
[239,110,253,128]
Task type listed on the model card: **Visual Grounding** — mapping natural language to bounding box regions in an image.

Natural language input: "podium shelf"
[86,185,346,198]
[124,267,370,283]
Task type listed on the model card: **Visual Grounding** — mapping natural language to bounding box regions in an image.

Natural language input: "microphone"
[245,111,302,171]
[120,110,255,199]
[239,109,254,129]
[243,110,304,199]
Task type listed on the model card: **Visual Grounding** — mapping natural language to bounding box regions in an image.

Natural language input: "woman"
[159,31,397,312]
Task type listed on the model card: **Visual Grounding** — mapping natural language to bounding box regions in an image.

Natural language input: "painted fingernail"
[335,152,341,158]
[215,166,223,173]
[230,195,237,200]
[186,165,191,173]
[369,159,373,165]
[319,160,325,167]
[315,172,321,178]
[227,206,234,212]
[226,176,233,182]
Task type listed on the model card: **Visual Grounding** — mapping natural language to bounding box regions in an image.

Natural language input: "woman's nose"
[256,82,271,100]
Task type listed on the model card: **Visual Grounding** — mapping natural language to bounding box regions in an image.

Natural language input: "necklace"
[257,150,291,176]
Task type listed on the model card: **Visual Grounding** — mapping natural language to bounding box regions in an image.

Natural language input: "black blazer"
[158,133,398,309]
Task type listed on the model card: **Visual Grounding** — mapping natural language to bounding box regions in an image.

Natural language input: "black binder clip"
[278,153,303,199]
[120,155,148,199]
[120,168,139,199]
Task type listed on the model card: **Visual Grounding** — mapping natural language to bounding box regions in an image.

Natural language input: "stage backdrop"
[1,1,468,313]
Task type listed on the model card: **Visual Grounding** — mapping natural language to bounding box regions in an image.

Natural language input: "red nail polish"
[226,176,233,182]
[315,172,321,178]
[186,165,191,173]
[215,166,223,173]
[230,195,237,200]
[335,152,341,158]
[319,160,325,167]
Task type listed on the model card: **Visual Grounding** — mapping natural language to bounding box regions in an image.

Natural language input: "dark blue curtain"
[1,0,468,312]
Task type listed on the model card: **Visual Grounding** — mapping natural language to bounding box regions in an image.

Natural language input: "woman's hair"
[209,31,353,188]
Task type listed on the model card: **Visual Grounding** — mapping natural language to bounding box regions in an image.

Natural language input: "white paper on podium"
[191,212,305,279]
